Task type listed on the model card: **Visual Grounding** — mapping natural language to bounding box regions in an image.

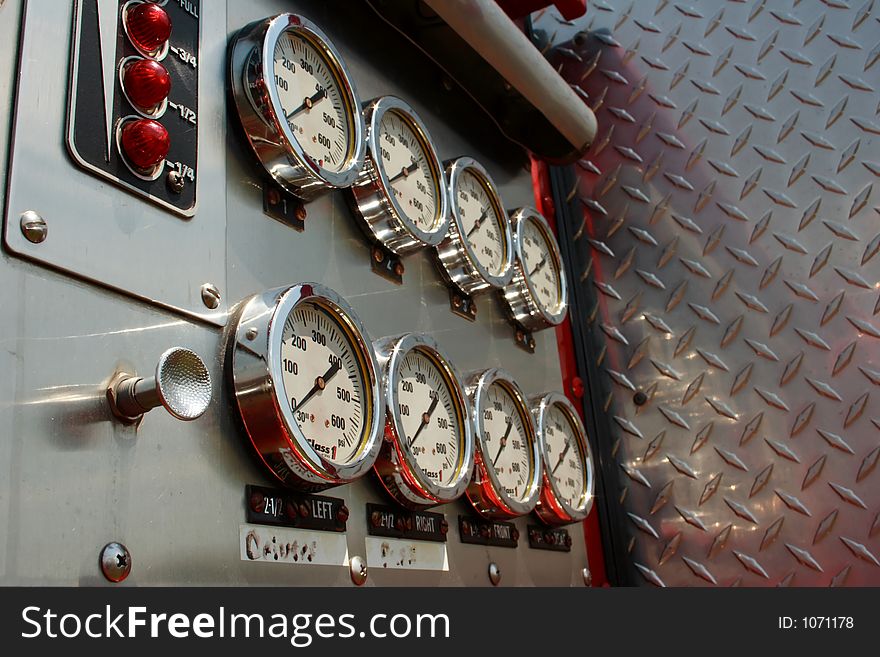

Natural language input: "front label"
[458,515,519,548]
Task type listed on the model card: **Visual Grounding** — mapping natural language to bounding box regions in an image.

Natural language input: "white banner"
[239,524,349,566]
[364,536,449,571]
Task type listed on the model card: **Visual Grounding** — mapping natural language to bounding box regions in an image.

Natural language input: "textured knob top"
[154,348,212,420]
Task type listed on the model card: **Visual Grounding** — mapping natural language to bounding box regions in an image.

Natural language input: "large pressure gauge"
[227,283,383,490]
[373,333,474,509]
[229,14,365,200]
[501,207,568,331]
[348,96,449,254]
[531,392,595,525]
[435,157,514,295]
[466,369,542,518]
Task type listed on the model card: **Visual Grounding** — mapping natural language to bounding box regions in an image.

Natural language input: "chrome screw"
[201,283,221,310]
[100,542,132,583]
[582,567,592,586]
[20,210,47,244]
[350,556,368,586]
[488,562,501,586]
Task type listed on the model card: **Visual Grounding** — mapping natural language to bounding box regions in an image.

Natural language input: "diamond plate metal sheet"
[535,0,880,586]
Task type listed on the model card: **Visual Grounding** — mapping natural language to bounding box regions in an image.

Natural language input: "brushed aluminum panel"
[0,0,587,586]
[3,0,227,325]
[535,0,880,586]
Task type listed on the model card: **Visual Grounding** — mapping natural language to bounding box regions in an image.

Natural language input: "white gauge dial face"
[544,405,587,509]
[280,301,368,466]
[520,218,562,313]
[395,349,461,487]
[481,383,533,502]
[456,170,507,276]
[378,110,439,232]
[273,30,351,172]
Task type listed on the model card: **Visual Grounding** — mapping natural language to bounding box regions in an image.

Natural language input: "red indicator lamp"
[125,2,172,56]
[120,118,170,172]
[122,58,171,111]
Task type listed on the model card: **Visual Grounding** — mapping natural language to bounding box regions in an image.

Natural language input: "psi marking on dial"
[396,350,460,485]
[378,110,438,231]
[545,405,587,509]
[274,31,350,171]
[521,218,562,314]
[482,382,531,500]
[280,302,366,465]
[457,170,506,276]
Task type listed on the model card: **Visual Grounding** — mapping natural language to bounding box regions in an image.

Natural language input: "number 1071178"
[778,616,854,629]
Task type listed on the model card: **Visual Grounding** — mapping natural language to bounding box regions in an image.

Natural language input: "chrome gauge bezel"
[373,333,474,509]
[227,283,383,490]
[348,96,449,254]
[531,392,595,525]
[434,157,514,295]
[501,207,569,330]
[229,13,366,200]
[466,368,542,519]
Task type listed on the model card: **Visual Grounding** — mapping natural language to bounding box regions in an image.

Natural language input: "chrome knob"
[108,348,212,423]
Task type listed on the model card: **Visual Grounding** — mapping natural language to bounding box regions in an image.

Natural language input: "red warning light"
[122,58,171,111]
[125,2,172,56]
[120,118,170,171]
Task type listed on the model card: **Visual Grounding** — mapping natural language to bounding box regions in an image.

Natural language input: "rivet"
[350,555,368,586]
[20,210,47,244]
[488,562,501,586]
[201,283,221,309]
[100,542,132,583]
[166,170,185,194]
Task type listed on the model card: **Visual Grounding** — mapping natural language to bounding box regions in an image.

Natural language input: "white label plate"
[364,536,449,571]
[240,524,349,566]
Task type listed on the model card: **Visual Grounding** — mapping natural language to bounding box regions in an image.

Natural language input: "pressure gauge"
[435,157,514,295]
[501,207,568,331]
[531,392,595,525]
[373,333,474,509]
[230,14,365,200]
[227,283,383,490]
[466,369,542,518]
[348,96,449,254]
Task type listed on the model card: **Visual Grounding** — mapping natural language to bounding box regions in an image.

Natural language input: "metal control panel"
[0,0,590,586]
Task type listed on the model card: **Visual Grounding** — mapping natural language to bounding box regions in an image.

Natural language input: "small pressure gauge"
[466,369,542,519]
[501,207,568,331]
[373,333,474,509]
[348,96,449,254]
[227,283,383,490]
[531,392,595,525]
[229,14,365,200]
[435,157,514,295]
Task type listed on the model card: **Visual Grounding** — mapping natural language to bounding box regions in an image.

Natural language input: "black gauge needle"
[293,361,340,413]
[388,160,419,185]
[552,440,572,475]
[466,208,490,238]
[529,256,547,278]
[408,396,439,449]
[285,88,327,120]
[492,418,514,466]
